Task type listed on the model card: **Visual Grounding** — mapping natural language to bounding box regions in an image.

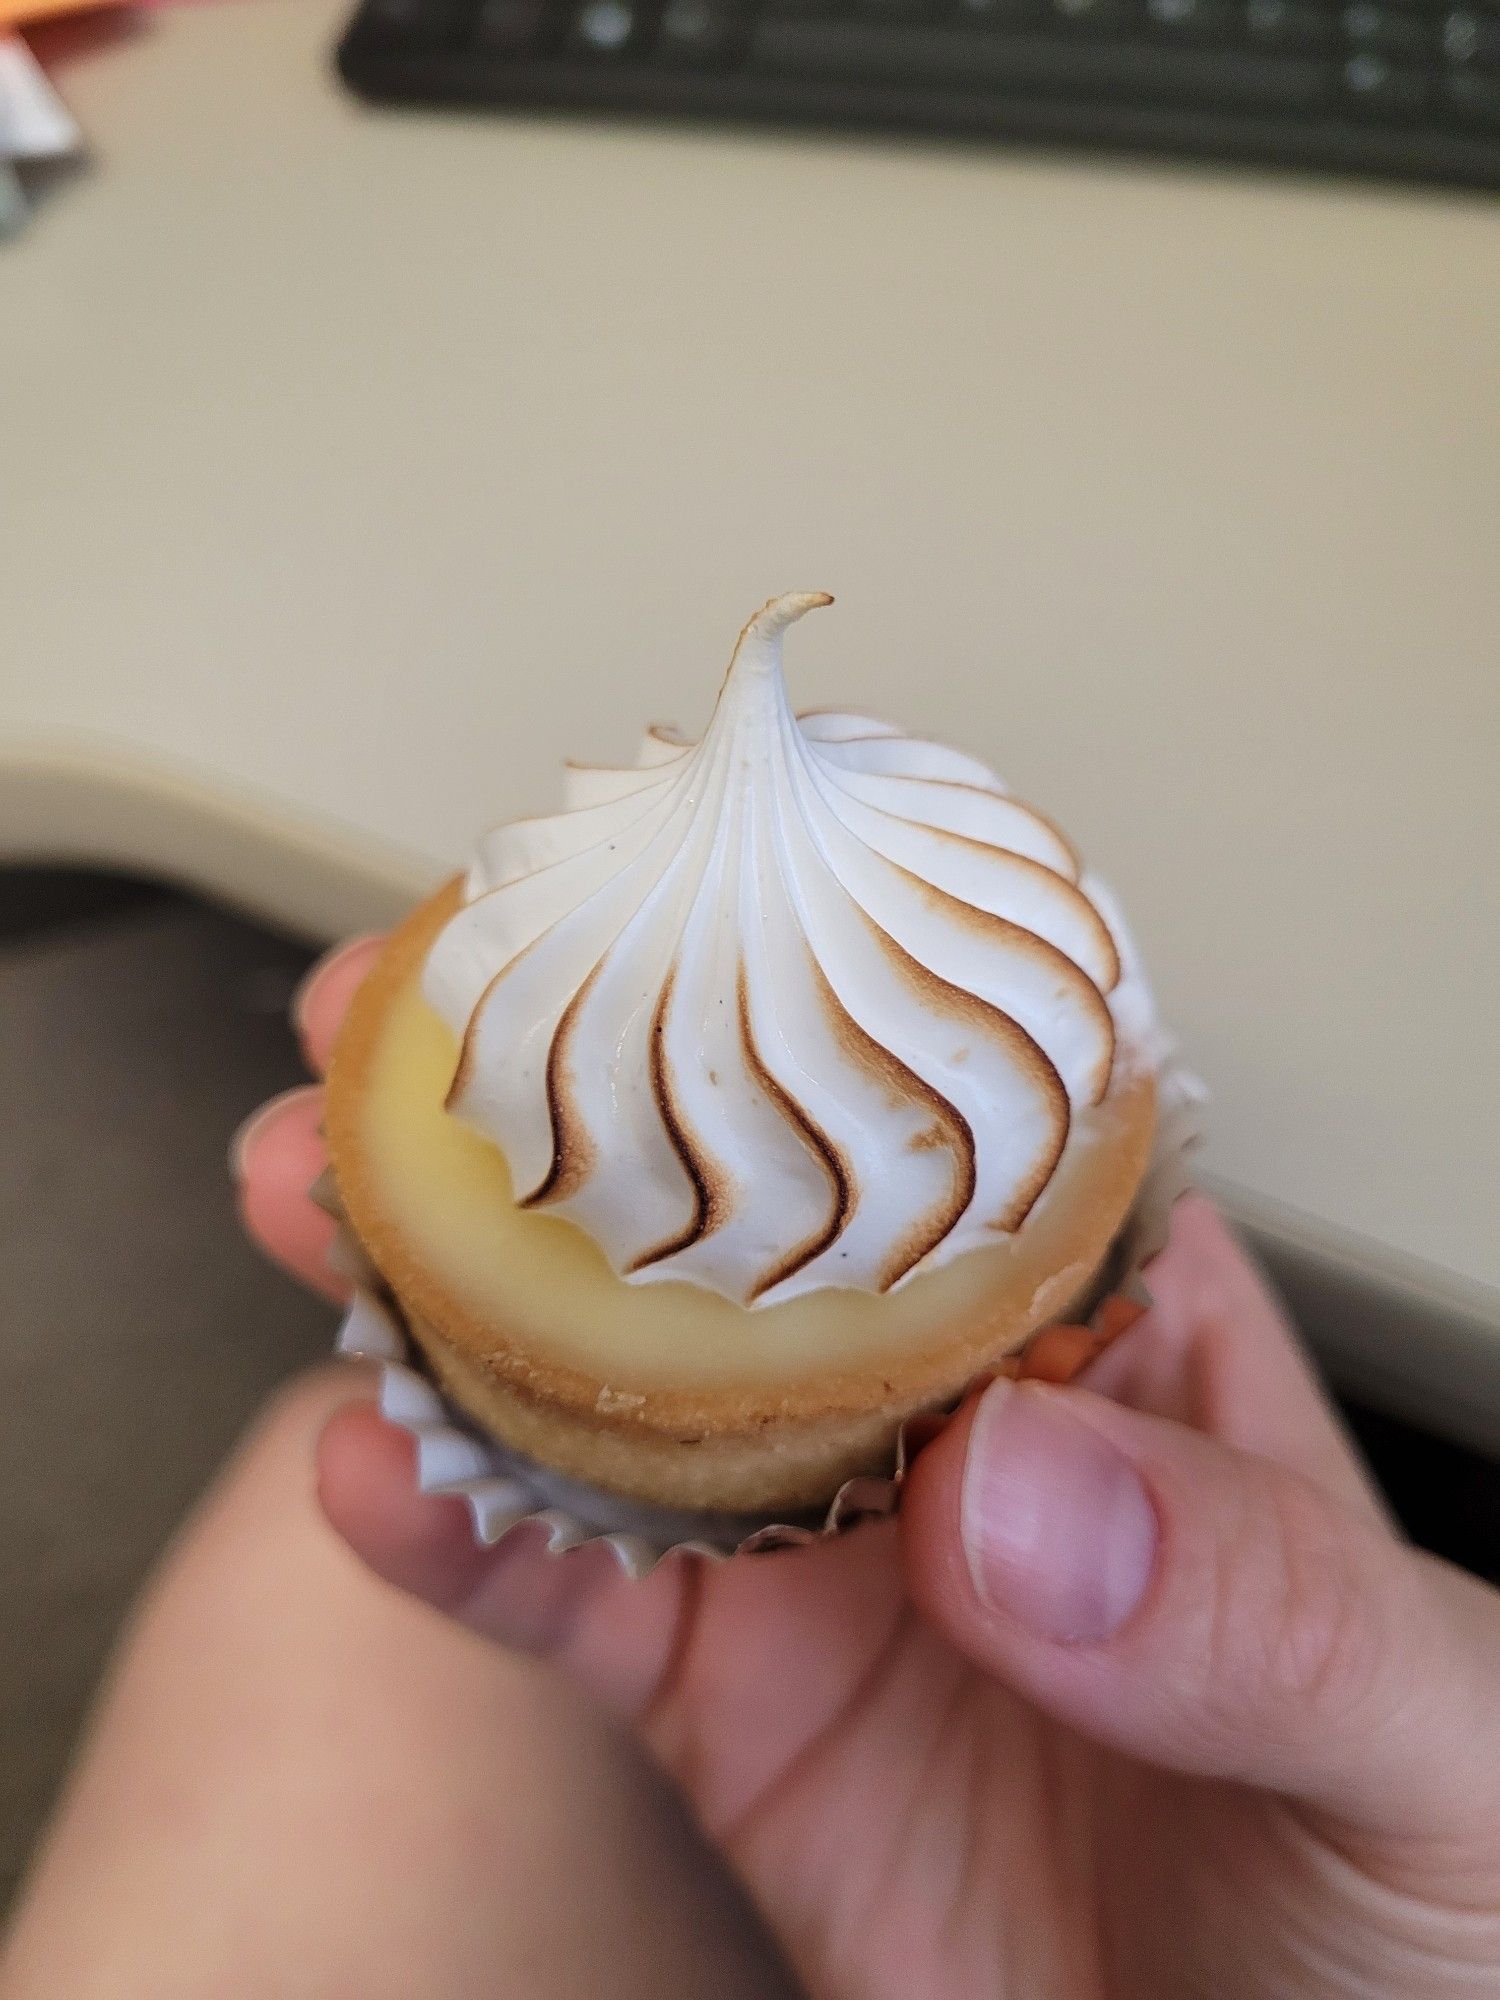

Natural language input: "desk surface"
[6,1,1499,1335]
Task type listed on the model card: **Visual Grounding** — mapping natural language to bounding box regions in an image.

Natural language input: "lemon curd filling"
[356,966,1152,1394]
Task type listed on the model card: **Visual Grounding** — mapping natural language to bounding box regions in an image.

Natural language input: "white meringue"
[423,594,1154,1308]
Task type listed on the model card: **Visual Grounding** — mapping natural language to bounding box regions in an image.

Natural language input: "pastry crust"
[326,880,1157,1511]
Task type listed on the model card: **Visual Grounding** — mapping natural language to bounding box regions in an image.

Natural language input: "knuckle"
[1264,1487,1379,1714]
[250,1361,374,1459]
[1210,1474,1386,1736]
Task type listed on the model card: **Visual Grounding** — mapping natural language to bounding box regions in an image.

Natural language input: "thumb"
[901,1377,1500,1840]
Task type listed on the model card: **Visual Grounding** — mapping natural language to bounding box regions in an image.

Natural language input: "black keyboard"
[338,0,1500,190]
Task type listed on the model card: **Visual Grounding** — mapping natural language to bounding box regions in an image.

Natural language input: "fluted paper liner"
[327,1059,1204,1579]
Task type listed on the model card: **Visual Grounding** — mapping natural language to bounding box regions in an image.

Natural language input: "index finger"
[292,936,386,1075]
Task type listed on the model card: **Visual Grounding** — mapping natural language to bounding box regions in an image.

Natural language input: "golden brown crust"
[410,1320,923,1512]
[325,878,1157,1510]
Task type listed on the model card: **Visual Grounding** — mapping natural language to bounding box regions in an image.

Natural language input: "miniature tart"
[326,594,1159,1512]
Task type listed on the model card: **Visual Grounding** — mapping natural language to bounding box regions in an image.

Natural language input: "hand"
[237,939,1500,2000]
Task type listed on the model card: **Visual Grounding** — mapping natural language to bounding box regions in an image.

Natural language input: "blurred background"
[2,0,1498,1941]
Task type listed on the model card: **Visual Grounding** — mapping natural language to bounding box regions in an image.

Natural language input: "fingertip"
[229,1083,324,1184]
[294,936,385,1075]
[316,1403,488,1611]
[315,1408,643,1677]
[237,1171,348,1304]
[232,1085,348,1301]
[1168,1188,1222,1237]
[1147,1192,1276,1328]
[315,1401,412,1535]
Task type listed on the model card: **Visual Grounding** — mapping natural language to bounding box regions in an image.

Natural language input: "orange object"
[1008,1290,1148,1385]
[1,0,121,26]
[1016,1322,1102,1385]
[1095,1293,1149,1342]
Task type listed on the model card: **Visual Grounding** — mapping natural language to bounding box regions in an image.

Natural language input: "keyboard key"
[1443,11,1500,67]
[366,0,462,33]
[1146,0,1237,36]
[1341,4,1432,60]
[657,0,747,59]
[474,0,553,52]
[1048,0,1139,30]
[1446,67,1500,123]
[1341,50,1429,113]
[751,18,1332,108]
[1243,0,1337,54]
[855,0,936,20]
[956,0,1045,24]
[569,0,640,51]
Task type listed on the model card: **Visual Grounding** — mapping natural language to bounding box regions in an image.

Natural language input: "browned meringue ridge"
[421,592,1134,1316]
[326,880,1157,1512]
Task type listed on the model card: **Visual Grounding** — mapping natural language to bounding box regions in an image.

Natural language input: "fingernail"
[292,937,380,1046]
[961,1380,1157,1644]
[228,1086,318,1180]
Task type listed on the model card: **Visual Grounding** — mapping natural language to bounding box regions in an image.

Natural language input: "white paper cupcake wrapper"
[330,1059,1206,1579]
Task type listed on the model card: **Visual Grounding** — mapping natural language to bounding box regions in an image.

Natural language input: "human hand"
[237,938,1500,2000]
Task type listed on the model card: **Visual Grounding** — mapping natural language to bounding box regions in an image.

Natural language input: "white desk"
[5,0,1499,1436]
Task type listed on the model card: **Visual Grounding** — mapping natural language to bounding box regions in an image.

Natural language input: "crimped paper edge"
[329,1059,1206,1579]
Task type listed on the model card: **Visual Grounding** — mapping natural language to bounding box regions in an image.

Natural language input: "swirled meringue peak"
[423,593,1154,1309]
